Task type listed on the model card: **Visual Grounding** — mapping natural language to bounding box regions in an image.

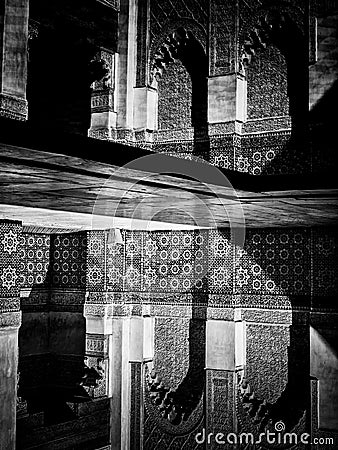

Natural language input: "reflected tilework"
[0,221,22,317]
[10,227,335,306]
[87,231,105,291]
[106,232,125,292]
[137,231,199,294]
[208,229,233,293]
[114,228,333,303]
[50,232,87,289]
[313,228,338,297]
[124,230,143,292]
[19,233,50,289]
[235,229,311,296]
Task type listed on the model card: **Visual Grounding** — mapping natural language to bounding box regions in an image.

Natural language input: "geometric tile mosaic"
[0,220,22,299]
[19,232,50,288]
[5,226,335,307]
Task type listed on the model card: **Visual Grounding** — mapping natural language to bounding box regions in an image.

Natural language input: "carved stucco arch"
[144,312,206,430]
[240,4,306,72]
[149,19,207,86]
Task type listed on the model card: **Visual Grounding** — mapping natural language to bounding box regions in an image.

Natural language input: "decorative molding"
[0,297,20,313]
[154,127,194,142]
[240,6,305,70]
[208,121,238,136]
[237,370,307,435]
[84,303,113,317]
[49,290,86,312]
[91,90,114,112]
[150,28,189,84]
[0,311,21,328]
[144,362,204,435]
[86,333,110,357]
[243,116,292,134]
[88,127,112,141]
[0,94,28,121]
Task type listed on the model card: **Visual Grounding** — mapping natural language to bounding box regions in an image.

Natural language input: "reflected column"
[205,312,246,449]
[0,220,22,449]
[0,0,29,120]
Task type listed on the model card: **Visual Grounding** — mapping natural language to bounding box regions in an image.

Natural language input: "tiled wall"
[157,60,192,131]
[83,228,337,305]
[6,226,335,309]
[0,220,21,327]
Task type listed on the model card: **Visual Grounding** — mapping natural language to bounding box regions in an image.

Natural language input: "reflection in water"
[16,230,338,449]
[146,290,207,425]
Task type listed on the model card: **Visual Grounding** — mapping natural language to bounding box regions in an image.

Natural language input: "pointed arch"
[241,7,308,135]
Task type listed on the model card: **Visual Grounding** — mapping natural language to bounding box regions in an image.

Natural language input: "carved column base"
[0,321,21,449]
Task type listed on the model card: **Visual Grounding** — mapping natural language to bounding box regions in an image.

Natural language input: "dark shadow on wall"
[155,28,210,162]
[239,312,310,433]
[261,77,338,176]
[146,282,208,426]
[309,78,338,174]
[179,32,210,162]
[244,11,311,176]
[236,227,336,433]
[170,283,208,423]
[27,25,108,136]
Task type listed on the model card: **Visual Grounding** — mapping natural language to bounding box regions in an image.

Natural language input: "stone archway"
[150,28,210,161]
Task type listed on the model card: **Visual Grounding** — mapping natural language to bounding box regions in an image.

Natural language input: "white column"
[110,317,131,450]
[208,73,247,124]
[115,0,138,131]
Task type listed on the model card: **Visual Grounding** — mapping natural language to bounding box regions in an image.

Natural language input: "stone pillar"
[129,313,154,450]
[111,314,131,450]
[129,315,143,450]
[132,0,155,145]
[208,0,246,127]
[205,314,246,448]
[208,73,247,124]
[84,302,113,399]
[0,220,22,449]
[89,49,118,141]
[115,0,138,134]
[0,0,29,120]
[205,318,236,449]
[83,231,113,399]
[133,86,157,132]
